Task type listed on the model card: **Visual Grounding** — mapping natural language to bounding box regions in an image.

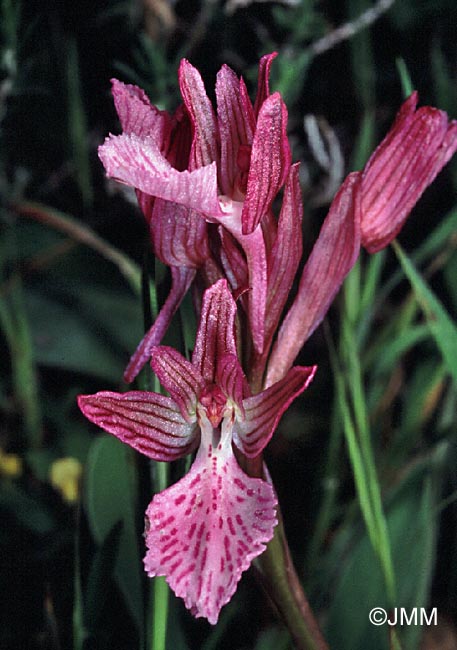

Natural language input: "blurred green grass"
[1,1,457,649]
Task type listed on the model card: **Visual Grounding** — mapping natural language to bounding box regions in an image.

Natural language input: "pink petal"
[98,133,223,217]
[192,280,238,383]
[233,365,317,457]
[78,391,198,461]
[241,92,292,234]
[216,353,250,412]
[150,346,205,421]
[216,201,268,355]
[178,59,219,170]
[232,224,267,354]
[266,172,361,386]
[111,79,171,147]
[253,52,278,117]
[218,228,249,293]
[124,267,195,383]
[361,94,457,253]
[265,162,303,349]
[167,104,192,171]
[144,445,277,624]
[151,198,210,268]
[216,65,255,196]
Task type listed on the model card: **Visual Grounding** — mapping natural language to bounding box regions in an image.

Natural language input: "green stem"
[149,462,170,650]
[256,507,329,650]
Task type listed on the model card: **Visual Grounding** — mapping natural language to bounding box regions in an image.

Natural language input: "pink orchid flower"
[360,91,457,252]
[265,93,457,386]
[99,53,292,380]
[78,280,316,624]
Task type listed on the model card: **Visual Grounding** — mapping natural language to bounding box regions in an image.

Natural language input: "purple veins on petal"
[143,445,277,625]
[77,391,199,462]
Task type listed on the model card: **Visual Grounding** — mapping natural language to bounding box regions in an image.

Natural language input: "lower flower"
[78,280,316,623]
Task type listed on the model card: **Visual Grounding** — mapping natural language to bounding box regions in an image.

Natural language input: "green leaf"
[84,520,123,634]
[84,436,144,639]
[66,38,93,208]
[392,240,457,387]
[0,482,56,535]
[326,468,437,650]
[395,58,414,98]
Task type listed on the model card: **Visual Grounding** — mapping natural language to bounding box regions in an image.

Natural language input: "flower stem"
[149,461,170,650]
[255,506,329,650]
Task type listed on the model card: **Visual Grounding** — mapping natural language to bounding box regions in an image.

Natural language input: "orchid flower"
[265,93,457,386]
[99,53,292,381]
[78,280,316,624]
[360,91,457,252]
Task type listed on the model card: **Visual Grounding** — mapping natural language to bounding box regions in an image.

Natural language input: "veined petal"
[265,162,303,347]
[216,64,255,196]
[233,365,317,457]
[253,52,278,117]
[218,228,248,293]
[151,199,210,268]
[98,133,223,217]
[150,346,204,422]
[78,391,198,461]
[361,94,457,252]
[192,280,238,383]
[124,267,195,383]
[266,172,361,386]
[144,444,277,624]
[217,353,250,412]
[167,104,192,171]
[216,201,268,354]
[241,92,291,234]
[111,79,171,147]
[178,59,219,170]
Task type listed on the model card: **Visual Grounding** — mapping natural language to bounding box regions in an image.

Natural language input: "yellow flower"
[0,449,22,477]
[50,458,83,503]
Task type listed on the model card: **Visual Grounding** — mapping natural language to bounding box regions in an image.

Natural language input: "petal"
[216,353,250,412]
[151,198,210,268]
[98,133,223,217]
[266,172,361,386]
[361,95,457,252]
[124,267,195,383]
[241,92,292,234]
[216,200,268,355]
[253,52,278,117]
[111,79,171,147]
[167,104,192,171]
[265,162,303,348]
[192,279,238,383]
[144,444,277,624]
[216,65,255,196]
[218,228,249,293]
[233,365,317,457]
[78,391,198,461]
[178,59,219,169]
[150,346,204,421]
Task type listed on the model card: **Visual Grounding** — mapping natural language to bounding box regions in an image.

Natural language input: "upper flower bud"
[360,92,457,253]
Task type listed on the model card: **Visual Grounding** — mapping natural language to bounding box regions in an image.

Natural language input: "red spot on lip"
[188,523,197,540]
[189,474,201,488]
[174,494,186,506]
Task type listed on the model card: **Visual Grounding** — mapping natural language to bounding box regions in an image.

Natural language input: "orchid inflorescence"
[78,53,457,625]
